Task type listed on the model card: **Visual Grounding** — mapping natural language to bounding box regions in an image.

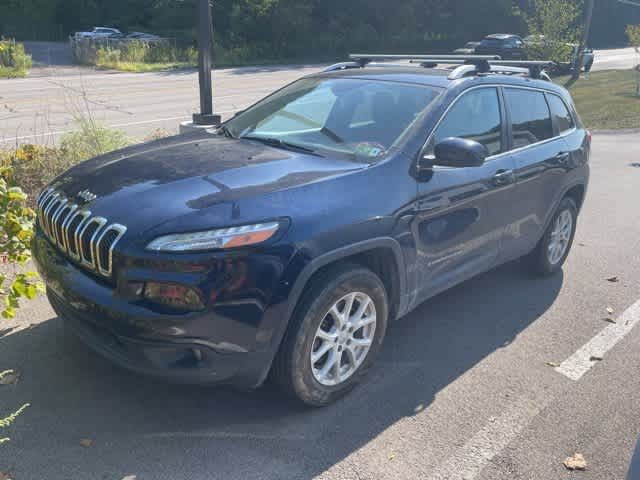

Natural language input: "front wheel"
[526,197,578,276]
[272,264,388,407]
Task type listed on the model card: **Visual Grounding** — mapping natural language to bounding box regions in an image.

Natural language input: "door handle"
[555,152,570,164]
[492,169,515,186]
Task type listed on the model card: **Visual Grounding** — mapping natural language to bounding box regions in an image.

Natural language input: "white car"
[75,27,123,40]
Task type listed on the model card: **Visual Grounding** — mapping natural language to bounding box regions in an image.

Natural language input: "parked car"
[32,55,590,406]
[74,27,123,40]
[453,41,480,55]
[126,32,163,42]
[565,45,595,73]
[476,33,526,59]
[524,36,595,72]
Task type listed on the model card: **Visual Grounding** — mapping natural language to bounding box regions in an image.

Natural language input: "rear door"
[411,86,518,304]
[500,87,570,260]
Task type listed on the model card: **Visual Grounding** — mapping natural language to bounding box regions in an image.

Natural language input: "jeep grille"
[36,188,126,278]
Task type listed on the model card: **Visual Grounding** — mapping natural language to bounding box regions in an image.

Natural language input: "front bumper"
[48,288,247,384]
[32,229,294,388]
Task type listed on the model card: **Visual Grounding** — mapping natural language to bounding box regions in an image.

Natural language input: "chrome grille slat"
[42,193,61,237]
[36,189,126,279]
[95,224,127,276]
[78,217,107,269]
[67,210,92,260]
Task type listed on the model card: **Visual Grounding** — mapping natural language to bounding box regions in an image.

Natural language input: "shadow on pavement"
[0,261,562,479]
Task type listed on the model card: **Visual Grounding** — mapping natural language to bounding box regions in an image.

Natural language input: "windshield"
[224,78,441,161]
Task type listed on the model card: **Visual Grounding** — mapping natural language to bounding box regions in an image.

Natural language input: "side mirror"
[431,137,489,168]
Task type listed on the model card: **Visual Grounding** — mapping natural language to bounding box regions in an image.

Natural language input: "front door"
[411,86,518,305]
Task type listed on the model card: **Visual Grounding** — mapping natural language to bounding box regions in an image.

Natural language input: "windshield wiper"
[241,135,322,156]
[217,124,235,138]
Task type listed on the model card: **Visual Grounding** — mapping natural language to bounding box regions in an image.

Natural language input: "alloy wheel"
[310,292,377,386]
[547,209,573,265]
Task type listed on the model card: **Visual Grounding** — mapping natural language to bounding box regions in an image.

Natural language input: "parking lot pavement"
[0,131,639,479]
[2,46,636,146]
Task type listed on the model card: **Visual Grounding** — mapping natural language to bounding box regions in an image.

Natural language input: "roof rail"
[342,53,554,81]
[448,60,554,80]
[348,53,501,67]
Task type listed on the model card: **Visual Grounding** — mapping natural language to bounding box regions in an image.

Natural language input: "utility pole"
[193,0,220,126]
[572,0,595,80]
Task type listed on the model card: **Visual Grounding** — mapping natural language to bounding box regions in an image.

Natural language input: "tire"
[526,197,578,276]
[272,263,389,407]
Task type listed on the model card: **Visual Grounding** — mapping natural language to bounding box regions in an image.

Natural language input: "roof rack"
[327,53,554,81]
[348,53,501,66]
[448,60,554,80]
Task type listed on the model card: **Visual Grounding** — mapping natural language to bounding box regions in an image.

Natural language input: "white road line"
[427,395,549,480]
[555,299,640,381]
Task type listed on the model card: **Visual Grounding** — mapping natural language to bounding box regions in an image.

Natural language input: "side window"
[546,94,575,134]
[505,89,553,149]
[432,88,502,156]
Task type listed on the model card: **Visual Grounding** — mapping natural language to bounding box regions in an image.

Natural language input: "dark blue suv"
[32,56,590,406]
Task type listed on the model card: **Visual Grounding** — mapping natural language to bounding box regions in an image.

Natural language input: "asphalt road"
[1,132,640,480]
[0,45,637,145]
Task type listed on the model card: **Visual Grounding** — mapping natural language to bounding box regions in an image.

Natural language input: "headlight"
[146,221,281,252]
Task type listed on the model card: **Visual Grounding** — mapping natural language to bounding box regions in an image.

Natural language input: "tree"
[526,0,582,64]
[627,24,640,96]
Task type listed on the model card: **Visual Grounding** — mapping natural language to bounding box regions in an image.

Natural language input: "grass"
[96,60,196,72]
[559,70,640,130]
[0,66,28,78]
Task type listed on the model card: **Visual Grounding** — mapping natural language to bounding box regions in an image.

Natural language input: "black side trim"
[286,237,408,323]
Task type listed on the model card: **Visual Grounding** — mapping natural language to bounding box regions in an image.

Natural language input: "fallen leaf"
[389,453,395,461]
[606,307,614,315]
[545,361,560,368]
[602,317,616,324]
[564,453,587,470]
[589,355,603,362]
[121,476,137,480]
[79,438,93,448]
[606,276,619,283]
[0,370,19,385]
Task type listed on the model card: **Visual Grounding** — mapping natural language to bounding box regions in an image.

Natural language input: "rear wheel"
[526,197,578,276]
[272,264,388,406]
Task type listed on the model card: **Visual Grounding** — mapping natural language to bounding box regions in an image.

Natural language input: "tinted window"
[505,89,553,148]
[547,94,574,134]
[432,88,502,156]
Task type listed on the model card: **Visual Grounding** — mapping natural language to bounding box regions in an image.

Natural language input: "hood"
[51,132,363,236]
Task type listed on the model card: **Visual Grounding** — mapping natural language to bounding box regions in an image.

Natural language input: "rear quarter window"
[505,88,553,148]
[546,93,575,134]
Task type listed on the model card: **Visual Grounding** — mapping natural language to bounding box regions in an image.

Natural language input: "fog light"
[143,282,205,312]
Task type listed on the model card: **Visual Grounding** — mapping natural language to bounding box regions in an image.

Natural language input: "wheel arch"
[285,238,408,326]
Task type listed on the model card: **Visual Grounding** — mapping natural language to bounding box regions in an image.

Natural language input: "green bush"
[83,38,196,70]
[59,120,130,165]
[120,40,149,63]
[95,46,121,66]
[2,122,130,205]
[0,39,32,78]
